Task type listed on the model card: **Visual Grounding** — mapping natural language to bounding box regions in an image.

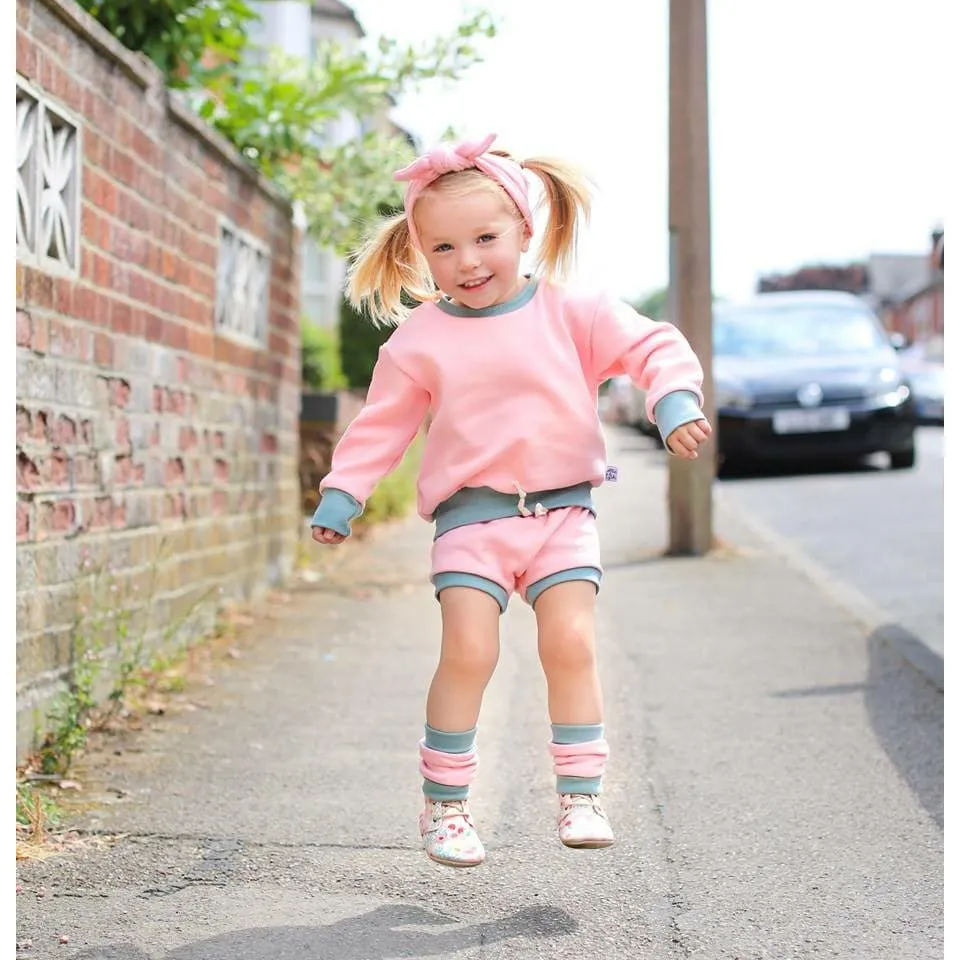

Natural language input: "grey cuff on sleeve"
[654,390,705,450]
[310,488,363,537]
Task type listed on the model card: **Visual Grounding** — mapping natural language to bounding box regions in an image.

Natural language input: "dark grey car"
[712,291,916,475]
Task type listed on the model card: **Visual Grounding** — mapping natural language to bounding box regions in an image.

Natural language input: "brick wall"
[881,232,945,345]
[16,0,303,759]
[883,282,944,344]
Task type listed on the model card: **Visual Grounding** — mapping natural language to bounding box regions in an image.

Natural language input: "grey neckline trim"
[435,278,539,317]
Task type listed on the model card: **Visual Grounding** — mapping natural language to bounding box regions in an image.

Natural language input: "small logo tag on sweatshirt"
[605,466,619,482]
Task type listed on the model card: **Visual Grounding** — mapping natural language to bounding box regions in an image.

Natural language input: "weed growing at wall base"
[15,590,276,860]
[16,780,62,858]
[16,541,219,857]
[29,540,216,778]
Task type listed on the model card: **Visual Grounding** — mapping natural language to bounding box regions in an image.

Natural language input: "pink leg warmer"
[419,740,479,787]
[549,738,610,780]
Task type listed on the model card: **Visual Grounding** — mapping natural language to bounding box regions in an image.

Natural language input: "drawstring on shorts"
[513,482,547,518]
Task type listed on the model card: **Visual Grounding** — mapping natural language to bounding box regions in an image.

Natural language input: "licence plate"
[772,408,851,434]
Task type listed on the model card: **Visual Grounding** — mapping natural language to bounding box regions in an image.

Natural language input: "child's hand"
[666,418,713,459]
[312,526,346,545]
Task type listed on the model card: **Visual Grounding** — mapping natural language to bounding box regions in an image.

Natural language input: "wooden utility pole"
[667,0,715,555]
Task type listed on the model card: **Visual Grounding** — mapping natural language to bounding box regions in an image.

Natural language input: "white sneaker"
[419,799,486,867]
[557,793,615,848]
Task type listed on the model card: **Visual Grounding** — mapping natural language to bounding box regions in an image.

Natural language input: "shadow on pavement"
[767,629,942,831]
[862,630,944,830]
[69,903,578,960]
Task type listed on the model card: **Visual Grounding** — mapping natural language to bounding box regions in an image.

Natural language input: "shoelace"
[560,793,604,813]
[431,799,472,822]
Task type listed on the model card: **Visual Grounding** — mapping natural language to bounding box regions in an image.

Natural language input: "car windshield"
[714,303,890,358]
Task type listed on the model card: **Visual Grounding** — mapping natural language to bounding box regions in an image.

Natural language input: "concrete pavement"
[713,428,945,692]
[16,427,943,959]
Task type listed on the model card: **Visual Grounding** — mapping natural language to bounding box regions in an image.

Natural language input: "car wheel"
[889,445,916,470]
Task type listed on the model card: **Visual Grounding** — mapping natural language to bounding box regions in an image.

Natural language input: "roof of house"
[756,263,869,296]
[311,0,364,34]
[867,254,933,305]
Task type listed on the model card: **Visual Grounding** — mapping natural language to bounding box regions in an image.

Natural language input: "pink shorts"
[430,506,602,613]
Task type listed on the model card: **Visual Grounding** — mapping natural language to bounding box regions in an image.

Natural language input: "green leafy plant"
[203,12,496,253]
[16,780,63,857]
[16,781,61,828]
[359,434,423,528]
[302,319,348,392]
[77,0,497,255]
[76,0,264,88]
[338,293,393,389]
[37,559,121,776]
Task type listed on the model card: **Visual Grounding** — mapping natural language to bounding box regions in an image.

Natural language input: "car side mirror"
[889,332,908,351]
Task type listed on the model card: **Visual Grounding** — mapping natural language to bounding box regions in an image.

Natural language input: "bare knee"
[438,626,500,681]
[538,616,596,676]
[437,588,501,681]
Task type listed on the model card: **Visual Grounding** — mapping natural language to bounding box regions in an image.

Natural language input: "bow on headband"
[393,133,534,251]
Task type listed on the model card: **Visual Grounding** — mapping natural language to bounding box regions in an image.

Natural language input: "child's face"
[414,187,532,311]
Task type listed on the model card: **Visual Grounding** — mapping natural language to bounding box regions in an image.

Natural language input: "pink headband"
[392,133,534,251]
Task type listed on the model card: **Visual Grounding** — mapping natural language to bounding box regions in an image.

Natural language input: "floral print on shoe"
[557,793,615,849]
[419,799,486,867]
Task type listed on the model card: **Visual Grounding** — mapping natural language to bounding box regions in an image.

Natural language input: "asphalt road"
[716,426,945,664]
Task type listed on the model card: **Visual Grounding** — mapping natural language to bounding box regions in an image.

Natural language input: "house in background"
[246,0,359,332]
[864,252,930,313]
[248,0,416,331]
[875,230,944,356]
[757,263,870,297]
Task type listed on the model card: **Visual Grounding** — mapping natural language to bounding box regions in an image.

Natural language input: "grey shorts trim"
[432,482,596,540]
[432,572,510,614]
[526,566,602,607]
[432,566,602,614]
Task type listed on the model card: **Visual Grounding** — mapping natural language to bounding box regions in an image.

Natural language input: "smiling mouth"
[460,276,492,291]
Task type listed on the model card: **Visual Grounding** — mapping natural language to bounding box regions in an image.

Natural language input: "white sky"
[348,0,946,304]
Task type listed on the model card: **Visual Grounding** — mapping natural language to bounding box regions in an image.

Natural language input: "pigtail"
[520,157,593,281]
[346,213,438,327]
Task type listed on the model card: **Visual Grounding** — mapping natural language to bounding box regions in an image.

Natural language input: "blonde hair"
[346,150,593,327]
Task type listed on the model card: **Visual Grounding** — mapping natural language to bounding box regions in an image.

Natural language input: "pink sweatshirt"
[317,279,704,529]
